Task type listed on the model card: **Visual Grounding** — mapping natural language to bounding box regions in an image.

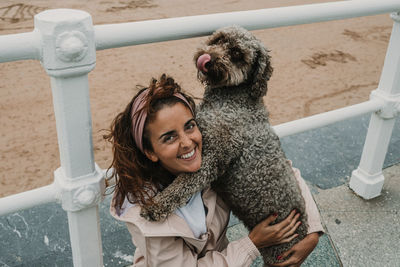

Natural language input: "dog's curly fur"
[140,26,308,265]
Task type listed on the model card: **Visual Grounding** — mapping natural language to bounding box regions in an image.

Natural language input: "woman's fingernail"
[273,213,278,217]
[277,255,282,260]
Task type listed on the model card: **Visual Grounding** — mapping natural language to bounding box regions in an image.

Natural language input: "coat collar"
[110,187,218,251]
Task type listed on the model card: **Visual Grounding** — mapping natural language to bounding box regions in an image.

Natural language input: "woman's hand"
[271,232,320,267]
[248,210,301,249]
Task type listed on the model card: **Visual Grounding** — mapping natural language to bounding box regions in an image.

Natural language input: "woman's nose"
[180,134,192,148]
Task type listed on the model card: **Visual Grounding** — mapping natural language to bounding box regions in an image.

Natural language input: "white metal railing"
[0,1,399,266]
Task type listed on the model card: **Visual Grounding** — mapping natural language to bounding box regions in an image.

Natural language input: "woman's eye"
[186,122,196,131]
[163,135,175,143]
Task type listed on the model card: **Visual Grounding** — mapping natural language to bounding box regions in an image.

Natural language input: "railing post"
[34,9,104,266]
[349,12,400,199]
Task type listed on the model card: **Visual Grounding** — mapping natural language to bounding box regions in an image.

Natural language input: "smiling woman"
[104,74,319,267]
[104,74,198,208]
[144,102,203,175]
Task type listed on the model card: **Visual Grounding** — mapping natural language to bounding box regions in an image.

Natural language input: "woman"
[105,74,323,266]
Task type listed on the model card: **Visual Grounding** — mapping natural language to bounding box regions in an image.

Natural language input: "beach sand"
[0,0,394,197]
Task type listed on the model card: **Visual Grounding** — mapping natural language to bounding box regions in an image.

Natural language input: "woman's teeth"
[180,149,195,159]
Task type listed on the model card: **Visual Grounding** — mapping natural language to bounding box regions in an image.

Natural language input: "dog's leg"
[140,157,221,221]
[140,152,222,221]
[140,121,239,221]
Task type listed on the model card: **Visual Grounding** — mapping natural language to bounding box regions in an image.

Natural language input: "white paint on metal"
[49,75,95,177]
[370,90,400,119]
[274,99,384,138]
[0,31,41,62]
[34,9,95,74]
[67,207,103,267]
[0,184,57,216]
[1,0,400,63]
[391,11,400,22]
[56,31,89,62]
[94,0,400,50]
[54,163,105,212]
[34,9,103,267]
[349,14,400,199]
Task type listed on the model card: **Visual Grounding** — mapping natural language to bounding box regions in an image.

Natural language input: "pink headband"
[131,88,194,153]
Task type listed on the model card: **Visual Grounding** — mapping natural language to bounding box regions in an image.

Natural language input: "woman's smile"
[178,147,197,160]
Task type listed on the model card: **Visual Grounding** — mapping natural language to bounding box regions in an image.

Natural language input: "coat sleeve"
[197,236,260,266]
[128,223,260,267]
[292,167,325,235]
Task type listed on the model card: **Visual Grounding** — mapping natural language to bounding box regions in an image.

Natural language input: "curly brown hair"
[104,74,196,209]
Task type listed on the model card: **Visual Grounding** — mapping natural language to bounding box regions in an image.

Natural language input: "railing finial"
[34,9,96,77]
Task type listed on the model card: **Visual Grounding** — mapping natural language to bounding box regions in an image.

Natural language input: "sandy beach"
[0,0,394,197]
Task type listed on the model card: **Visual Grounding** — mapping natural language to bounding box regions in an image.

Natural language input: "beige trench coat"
[110,167,324,267]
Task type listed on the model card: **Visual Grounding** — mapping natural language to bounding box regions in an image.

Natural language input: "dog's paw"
[140,204,168,222]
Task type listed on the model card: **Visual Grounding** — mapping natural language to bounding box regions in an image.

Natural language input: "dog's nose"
[196,54,211,73]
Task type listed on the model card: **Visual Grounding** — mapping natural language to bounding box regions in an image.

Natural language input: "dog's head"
[194,25,273,98]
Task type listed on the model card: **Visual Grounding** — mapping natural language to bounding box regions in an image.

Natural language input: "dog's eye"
[230,49,244,62]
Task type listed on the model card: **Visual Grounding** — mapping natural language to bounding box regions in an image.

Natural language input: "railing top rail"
[0,0,400,63]
[94,0,400,50]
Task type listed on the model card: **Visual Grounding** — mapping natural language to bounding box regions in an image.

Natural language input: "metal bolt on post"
[34,9,104,266]
[349,11,400,199]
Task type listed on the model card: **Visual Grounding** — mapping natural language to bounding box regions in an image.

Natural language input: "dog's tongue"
[196,54,211,73]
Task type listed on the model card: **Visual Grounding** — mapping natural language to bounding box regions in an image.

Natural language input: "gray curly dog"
[141,25,308,266]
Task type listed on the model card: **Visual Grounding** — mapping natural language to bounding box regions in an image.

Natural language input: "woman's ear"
[144,149,159,162]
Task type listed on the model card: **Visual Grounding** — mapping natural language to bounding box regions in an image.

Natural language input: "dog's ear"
[249,44,273,99]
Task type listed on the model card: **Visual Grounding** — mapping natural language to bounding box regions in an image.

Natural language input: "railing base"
[349,168,384,199]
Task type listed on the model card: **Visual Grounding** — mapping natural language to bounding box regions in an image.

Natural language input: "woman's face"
[144,102,202,176]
